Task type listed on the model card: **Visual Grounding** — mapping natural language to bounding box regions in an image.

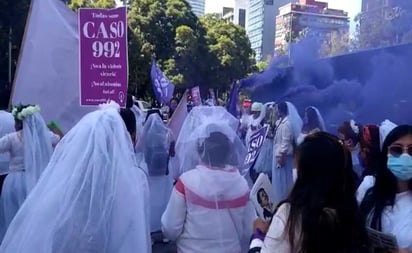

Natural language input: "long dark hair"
[302,107,321,133]
[359,125,381,176]
[286,132,369,253]
[360,125,412,230]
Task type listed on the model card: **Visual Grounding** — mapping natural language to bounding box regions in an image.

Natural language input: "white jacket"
[162,165,256,253]
[273,117,294,157]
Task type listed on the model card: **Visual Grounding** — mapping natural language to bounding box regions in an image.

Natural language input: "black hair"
[119,108,136,141]
[359,125,381,176]
[12,104,33,131]
[338,121,361,146]
[302,107,322,133]
[257,188,267,206]
[277,102,288,116]
[199,131,232,168]
[126,94,134,109]
[286,132,369,253]
[360,125,412,231]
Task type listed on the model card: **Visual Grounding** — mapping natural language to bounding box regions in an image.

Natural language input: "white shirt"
[161,165,256,253]
[0,131,60,173]
[357,176,412,251]
[0,111,14,174]
[261,203,299,253]
[273,117,293,157]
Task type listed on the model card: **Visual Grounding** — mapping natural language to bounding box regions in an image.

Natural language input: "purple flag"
[227,82,239,117]
[79,7,128,107]
[151,61,175,104]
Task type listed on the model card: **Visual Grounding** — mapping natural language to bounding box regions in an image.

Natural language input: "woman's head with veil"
[198,129,232,168]
[303,106,325,132]
[175,106,247,175]
[11,104,40,131]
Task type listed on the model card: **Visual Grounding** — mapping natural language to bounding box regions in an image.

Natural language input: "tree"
[128,0,210,97]
[200,14,256,91]
[256,61,269,72]
[68,0,116,11]
[0,0,31,93]
[319,31,350,57]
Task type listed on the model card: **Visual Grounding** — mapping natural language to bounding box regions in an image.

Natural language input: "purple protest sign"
[79,7,128,107]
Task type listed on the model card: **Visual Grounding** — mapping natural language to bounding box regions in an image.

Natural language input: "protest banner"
[244,125,269,166]
[79,7,128,107]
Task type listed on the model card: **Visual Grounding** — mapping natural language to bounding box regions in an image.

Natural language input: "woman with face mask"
[359,125,412,253]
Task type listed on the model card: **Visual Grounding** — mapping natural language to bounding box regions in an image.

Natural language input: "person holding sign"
[249,132,369,253]
[272,102,302,206]
[359,125,412,253]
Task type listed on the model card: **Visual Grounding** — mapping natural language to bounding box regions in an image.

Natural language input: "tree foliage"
[200,14,256,90]
[256,61,269,72]
[68,0,116,11]
[319,31,350,57]
[0,0,31,96]
[0,0,256,100]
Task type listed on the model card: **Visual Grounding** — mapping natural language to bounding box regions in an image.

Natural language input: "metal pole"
[288,13,292,65]
[8,26,12,87]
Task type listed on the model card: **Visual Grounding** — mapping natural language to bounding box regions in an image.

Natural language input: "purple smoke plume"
[241,38,412,130]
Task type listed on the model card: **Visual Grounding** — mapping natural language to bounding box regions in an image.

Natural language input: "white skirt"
[0,171,27,240]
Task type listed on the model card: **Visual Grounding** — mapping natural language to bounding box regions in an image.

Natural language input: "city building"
[247,0,296,62]
[361,0,412,45]
[275,0,349,53]
[187,0,206,17]
[222,7,235,23]
[221,1,247,28]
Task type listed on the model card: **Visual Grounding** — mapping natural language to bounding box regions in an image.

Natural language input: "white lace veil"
[22,112,54,192]
[307,106,326,131]
[137,113,172,176]
[0,103,151,253]
[173,106,247,177]
[285,102,303,142]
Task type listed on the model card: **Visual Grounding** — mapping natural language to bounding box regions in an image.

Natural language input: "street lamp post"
[8,26,12,88]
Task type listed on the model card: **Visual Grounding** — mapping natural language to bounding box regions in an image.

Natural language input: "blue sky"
[205,0,361,32]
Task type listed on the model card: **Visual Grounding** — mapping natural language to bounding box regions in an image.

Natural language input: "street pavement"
[152,242,176,253]
[152,232,176,253]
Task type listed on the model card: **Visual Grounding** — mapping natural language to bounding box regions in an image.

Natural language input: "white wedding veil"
[285,101,303,142]
[307,106,326,131]
[137,113,172,176]
[0,103,151,253]
[130,104,145,144]
[22,112,54,192]
[173,106,247,177]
